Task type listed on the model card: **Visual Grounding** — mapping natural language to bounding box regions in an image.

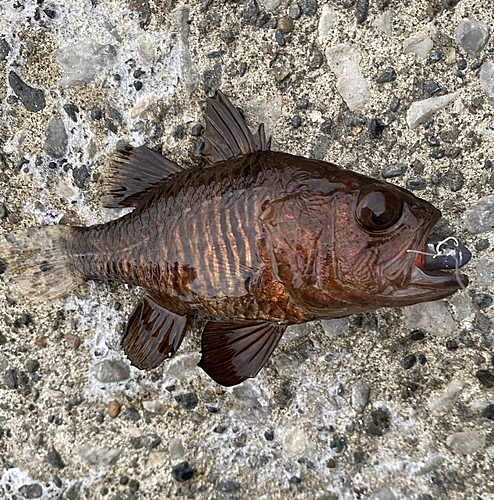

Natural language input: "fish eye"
[356,189,403,232]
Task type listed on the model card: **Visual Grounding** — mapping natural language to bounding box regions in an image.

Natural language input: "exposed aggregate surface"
[0,0,494,499]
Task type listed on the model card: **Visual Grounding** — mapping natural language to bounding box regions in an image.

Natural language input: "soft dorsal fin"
[122,295,191,370]
[202,91,270,165]
[102,145,184,208]
[198,320,286,386]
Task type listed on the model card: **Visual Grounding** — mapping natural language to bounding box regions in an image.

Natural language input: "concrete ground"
[0,0,493,499]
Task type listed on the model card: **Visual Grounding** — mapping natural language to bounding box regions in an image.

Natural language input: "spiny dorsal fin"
[102,145,184,208]
[198,320,286,386]
[202,91,270,165]
[122,295,191,370]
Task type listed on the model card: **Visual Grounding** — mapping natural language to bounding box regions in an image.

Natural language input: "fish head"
[261,161,468,316]
[330,175,467,309]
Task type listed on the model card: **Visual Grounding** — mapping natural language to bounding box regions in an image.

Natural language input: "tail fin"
[0,226,83,301]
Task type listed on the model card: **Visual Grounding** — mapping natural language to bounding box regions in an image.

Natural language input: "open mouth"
[410,235,470,291]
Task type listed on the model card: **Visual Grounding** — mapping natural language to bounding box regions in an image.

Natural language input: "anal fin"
[198,320,286,386]
[122,295,190,370]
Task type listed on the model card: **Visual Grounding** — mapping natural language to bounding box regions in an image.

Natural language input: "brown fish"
[0,92,469,386]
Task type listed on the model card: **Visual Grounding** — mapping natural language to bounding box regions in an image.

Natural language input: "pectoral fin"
[122,295,190,370]
[198,320,286,386]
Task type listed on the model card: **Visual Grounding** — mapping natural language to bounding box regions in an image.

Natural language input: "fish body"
[0,92,469,386]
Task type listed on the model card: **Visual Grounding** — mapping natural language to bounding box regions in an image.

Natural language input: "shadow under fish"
[0,92,471,386]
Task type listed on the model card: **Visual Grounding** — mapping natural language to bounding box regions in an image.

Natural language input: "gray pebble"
[369,118,385,139]
[440,129,459,143]
[429,51,442,63]
[447,147,461,159]
[300,0,317,16]
[355,0,369,24]
[320,119,332,134]
[480,62,494,100]
[291,115,302,128]
[92,359,130,383]
[25,359,40,374]
[406,177,427,190]
[63,103,79,122]
[77,446,122,466]
[90,106,102,120]
[3,368,18,389]
[377,67,397,84]
[445,167,464,192]
[475,239,490,252]
[46,447,65,469]
[203,63,222,96]
[456,18,491,59]
[190,123,203,136]
[446,430,485,455]
[8,71,46,113]
[312,135,330,161]
[172,461,194,482]
[295,339,316,360]
[169,438,185,459]
[343,113,366,127]
[382,164,406,179]
[18,483,43,499]
[174,124,185,139]
[129,0,151,27]
[473,313,491,334]
[403,301,456,336]
[126,407,141,421]
[389,96,400,112]
[105,105,123,134]
[376,0,389,9]
[472,293,492,310]
[289,3,301,19]
[243,0,260,25]
[0,203,7,219]
[351,380,370,413]
[274,381,294,408]
[401,354,416,369]
[72,165,90,190]
[424,133,439,146]
[426,81,441,95]
[0,38,10,62]
[477,256,494,286]
[464,195,494,234]
[142,433,161,449]
[442,0,460,11]
[175,392,198,410]
[275,28,286,47]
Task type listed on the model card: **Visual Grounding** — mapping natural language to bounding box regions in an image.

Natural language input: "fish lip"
[409,264,468,291]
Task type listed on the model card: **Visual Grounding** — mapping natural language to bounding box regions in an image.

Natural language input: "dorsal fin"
[202,91,270,165]
[102,145,184,208]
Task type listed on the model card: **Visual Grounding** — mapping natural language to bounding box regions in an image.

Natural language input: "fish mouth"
[384,210,470,303]
[395,234,470,301]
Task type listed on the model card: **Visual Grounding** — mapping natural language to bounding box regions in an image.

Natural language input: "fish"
[0,91,470,387]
